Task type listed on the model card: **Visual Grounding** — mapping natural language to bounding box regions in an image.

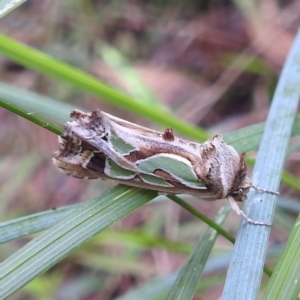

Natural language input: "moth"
[53,109,278,225]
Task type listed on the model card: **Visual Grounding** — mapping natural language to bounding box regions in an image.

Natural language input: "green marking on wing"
[137,155,206,188]
[110,133,135,154]
[106,159,135,179]
[140,174,173,187]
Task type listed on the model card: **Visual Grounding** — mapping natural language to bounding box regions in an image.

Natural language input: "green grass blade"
[0,98,62,135]
[0,34,207,140]
[0,81,74,125]
[169,195,234,243]
[0,185,157,299]
[0,196,236,247]
[223,115,300,154]
[0,204,80,244]
[0,0,26,18]
[166,203,231,300]
[0,80,300,143]
[262,213,300,300]
[222,29,300,300]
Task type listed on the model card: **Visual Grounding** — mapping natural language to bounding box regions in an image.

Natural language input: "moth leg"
[227,197,271,226]
[250,185,279,195]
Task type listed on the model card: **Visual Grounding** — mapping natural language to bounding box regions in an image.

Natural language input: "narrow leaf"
[0,186,157,299]
[222,29,300,300]
[262,213,300,300]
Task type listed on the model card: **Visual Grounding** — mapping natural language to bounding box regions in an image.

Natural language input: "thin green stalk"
[0,99,62,135]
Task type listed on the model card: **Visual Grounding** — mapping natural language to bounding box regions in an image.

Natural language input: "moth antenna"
[250,185,279,195]
[227,197,271,226]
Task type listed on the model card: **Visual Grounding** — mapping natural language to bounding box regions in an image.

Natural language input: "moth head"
[230,176,252,202]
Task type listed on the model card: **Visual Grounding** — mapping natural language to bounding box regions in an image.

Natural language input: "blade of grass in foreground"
[262,213,300,300]
[0,186,157,299]
[0,204,81,244]
[222,29,300,300]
